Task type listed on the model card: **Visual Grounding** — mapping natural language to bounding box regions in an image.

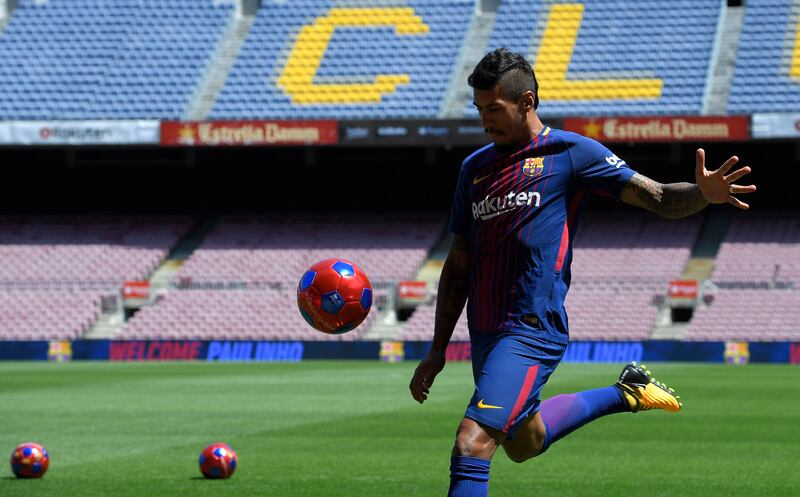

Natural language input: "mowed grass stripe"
[1,362,798,497]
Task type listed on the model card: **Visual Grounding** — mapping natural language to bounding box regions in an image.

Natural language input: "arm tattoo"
[622,173,708,219]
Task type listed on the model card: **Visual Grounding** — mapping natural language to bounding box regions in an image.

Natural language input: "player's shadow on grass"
[2,477,21,480]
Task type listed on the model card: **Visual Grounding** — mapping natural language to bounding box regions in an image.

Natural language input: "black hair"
[468,48,539,109]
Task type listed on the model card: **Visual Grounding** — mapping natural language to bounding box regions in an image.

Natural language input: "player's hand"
[409,352,446,404]
[695,148,756,209]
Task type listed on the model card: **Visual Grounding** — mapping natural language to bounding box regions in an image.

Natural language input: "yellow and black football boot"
[615,362,682,413]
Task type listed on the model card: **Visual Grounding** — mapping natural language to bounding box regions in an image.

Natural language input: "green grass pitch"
[1,361,798,497]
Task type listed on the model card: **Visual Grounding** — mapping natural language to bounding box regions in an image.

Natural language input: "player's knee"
[453,419,500,458]
[453,430,495,457]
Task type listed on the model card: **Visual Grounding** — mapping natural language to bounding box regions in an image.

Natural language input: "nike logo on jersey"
[473,173,492,185]
[477,399,503,409]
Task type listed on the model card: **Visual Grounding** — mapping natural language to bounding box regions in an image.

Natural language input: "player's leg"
[502,362,682,462]
[501,410,546,462]
[452,417,505,459]
[447,417,504,497]
[447,333,533,496]
[447,332,559,496]
[503,385,627,461]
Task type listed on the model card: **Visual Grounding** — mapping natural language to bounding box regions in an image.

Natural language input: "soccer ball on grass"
[199,443,237,479]
[10,442,49,478]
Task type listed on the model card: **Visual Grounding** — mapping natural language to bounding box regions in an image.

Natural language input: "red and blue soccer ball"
[10,442,49,478]
[297,258,372,334]
[199,443,237,479]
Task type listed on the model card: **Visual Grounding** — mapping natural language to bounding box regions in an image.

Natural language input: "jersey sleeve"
[571,135,637,198]
[448,162,472,237]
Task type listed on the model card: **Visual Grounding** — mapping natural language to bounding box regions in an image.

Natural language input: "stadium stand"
[0,217,188,340]
[175,217,443,285]
[682,213,800,341]
[0,0,234,119]
[711,214,800,284]
[117,288,374,341]
[0,290,102,340]
[210,0,473,119]
[0,217,190,284]
[399,283,665,342]
[0,0,760,119]
[565,282,662,341]
[0,0,795,346]
[400,300,468,341]
[728,0,800,113]
[570,215,700,282]
[114,216,441,341]
[685,289,800,341]
[468,0,721,118]
[400,215,700,341]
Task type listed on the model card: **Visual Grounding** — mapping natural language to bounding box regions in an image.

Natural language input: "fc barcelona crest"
[523,157,544,177]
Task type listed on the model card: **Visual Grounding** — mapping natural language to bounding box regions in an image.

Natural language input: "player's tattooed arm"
[620,149,755,218]
[620,174,708,219]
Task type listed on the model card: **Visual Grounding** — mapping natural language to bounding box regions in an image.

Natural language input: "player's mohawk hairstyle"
[468,48,539,109]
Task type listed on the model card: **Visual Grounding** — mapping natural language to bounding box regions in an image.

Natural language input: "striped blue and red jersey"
[448,126,636,344]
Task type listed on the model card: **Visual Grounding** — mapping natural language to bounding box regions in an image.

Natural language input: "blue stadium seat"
[0,0,234,119]
[728,0,800,113]
[210,0,472,120]
[0,0,775,119]
[474,0,721,117]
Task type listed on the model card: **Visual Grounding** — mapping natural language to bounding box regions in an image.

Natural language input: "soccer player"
[409,48,756,497]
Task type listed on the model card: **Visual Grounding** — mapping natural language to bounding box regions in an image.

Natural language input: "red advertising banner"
[398,281,428,300]
[160,120,339,146]
[668,280,699,299]
[122,281,151,300]
[563,116,750,142]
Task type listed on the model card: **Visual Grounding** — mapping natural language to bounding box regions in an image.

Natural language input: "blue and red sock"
[447,456,490,497]
[540,386,627,452]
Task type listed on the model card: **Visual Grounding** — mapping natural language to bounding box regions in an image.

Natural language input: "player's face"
[473,85,529,146]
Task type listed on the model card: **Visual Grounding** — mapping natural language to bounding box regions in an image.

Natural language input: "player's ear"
[520,91,534,112]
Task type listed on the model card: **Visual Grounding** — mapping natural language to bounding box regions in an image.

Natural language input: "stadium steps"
[704,4,745,115]
[688,207,733,260]
[365,225,452,340]
[415,260,445,283]
[150,215,219,289]
[411,228,450,284]
[149,260,185,290]
[673,207,734,283]
[441,6,497,118]
[680,257,716,281]
[650,209,733,339]
[0,0,15,34]
[83,311,125,340]
[167,215,219,261]
[649,291,691,340]
[362,309,402,340]
[427,229,454,260]
[185,10,257,120]
[650,322,690,340]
